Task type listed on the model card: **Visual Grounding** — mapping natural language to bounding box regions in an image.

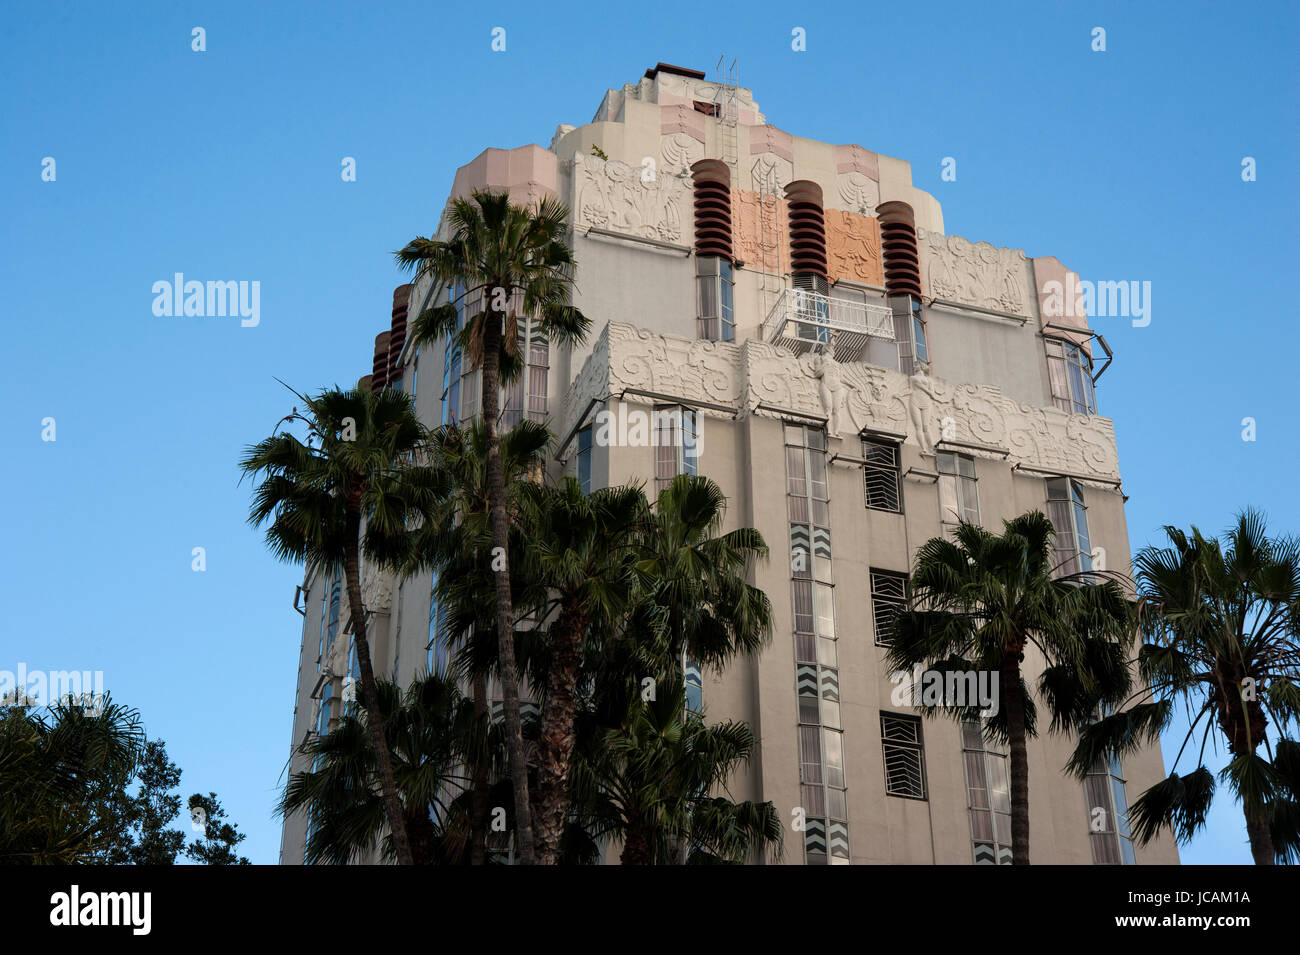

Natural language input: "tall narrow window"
[411,348,419,398]
[1046,478,1092,575]
[862,438,902,513]
[936,451,980,533]
[890,294,928,375]
[576,426,592,495]
[324,579,341,656]
[316,682,334,738]
[503,320,550,429]
[870,569,908,647]
[961,721,1012,864]
[442,281,464,425]
[881,713,927,799]
[696,256,735,341]
[654,405,699,492]
[786,422,848,864]
[1084,755,1137,864]
[1045,339,1096,415]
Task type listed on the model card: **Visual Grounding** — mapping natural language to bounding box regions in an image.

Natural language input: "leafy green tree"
[87,739,185,865]
[887,514,1135,864]
[1070,511,1300,864]
[399,418,550,863]
[515,479,645,864]
[0,697,144,864]
[570,684,782,865]
[185,793,251,865]
[282,674,485,865]
[242,386,441,865]
[397,190,591,863]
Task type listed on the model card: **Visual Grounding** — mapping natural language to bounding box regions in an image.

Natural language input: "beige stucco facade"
[279,64,1178,866]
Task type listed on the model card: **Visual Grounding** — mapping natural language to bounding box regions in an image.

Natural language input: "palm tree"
[570,684,783,865]
[514,478,646,864]
[282,673,484,864]
[1069,510,1300,864]
[0,696,144,864]
[400,418,550,863]
[887,514,1135,864]
[396,189,591,863]
[242,386,440,865]
[635,474,775,679]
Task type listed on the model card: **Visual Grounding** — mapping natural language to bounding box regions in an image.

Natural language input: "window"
[961,722,1012,864]
[576,426,592,494]
[785,422,848,864]
[654,405,700,492]
[881,713,927,799]
[685,656,703,714]
[1046,478,1092,575]
[411,349,418,398]
[427,572,450,675]
[870,569,908,646]
[696,256,735,342]
[503,321,549,429]
[323,579,341,658]
[1045,339,1096,415]
[890,294,928,375]
[316,682,334,738]
[936,451,979,532]
[1084,754,1137,864]
[863,438,902,512]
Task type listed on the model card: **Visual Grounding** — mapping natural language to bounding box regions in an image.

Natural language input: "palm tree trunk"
[343,508,414,865]
[480,302,536,864]
[1245,806,1275,865]
[534,600,587,864]
[621,826,652,865]
[470,672,489,865]
[1002,649,1031,865]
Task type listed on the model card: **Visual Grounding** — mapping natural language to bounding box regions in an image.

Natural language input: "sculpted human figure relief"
[808,352,846,437]
[907,363,940,455]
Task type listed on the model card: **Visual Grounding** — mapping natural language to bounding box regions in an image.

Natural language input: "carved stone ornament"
[565,323,1120,482]
[660,132,704,173]
[359,562,394,614]
[919,228,1034,318]
[573,153,691,244]
[836,171,880,215]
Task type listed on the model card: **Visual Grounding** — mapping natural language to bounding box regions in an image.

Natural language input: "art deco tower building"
[280,64,1178,866]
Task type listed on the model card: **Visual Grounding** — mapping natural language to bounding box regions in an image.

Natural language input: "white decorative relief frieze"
[359,562,394,613]
[565,323,1120,482]
[660,132,705,173]
[918,228,1034,319]
[836,172,880,215]
[750,154,793,192]
[573,154,691,243]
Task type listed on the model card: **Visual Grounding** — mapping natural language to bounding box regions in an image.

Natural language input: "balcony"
[761,289,895,362]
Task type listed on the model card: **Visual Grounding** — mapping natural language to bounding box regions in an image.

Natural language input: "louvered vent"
[862,439,902,512]
[690,159,732,259]
[876,201,923,299]
[870,568,908,646]
[371,331,391,393]
[881,713,927,799]
[387,284,413,384]
[785,180,828,281]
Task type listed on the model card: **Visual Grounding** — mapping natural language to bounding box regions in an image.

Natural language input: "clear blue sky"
[2,1,1295,864]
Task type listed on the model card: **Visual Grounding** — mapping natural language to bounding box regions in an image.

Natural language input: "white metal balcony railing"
[761,289,895,362]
